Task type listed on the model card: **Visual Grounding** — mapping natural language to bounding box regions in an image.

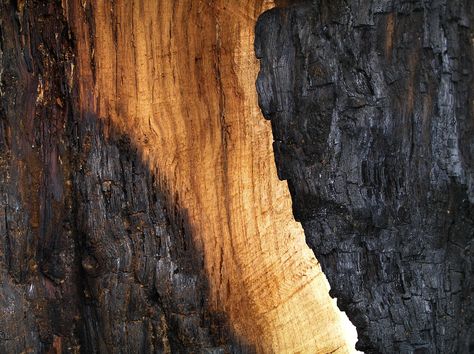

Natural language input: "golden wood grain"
[66,1,357,352]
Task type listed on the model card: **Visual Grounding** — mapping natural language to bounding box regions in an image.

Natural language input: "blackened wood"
[256,0,473,352]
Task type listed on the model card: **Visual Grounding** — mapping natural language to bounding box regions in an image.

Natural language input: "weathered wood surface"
[0,1,235,352]
[66,0,356,352]
[256,0,473,353]
[0,0,355,353]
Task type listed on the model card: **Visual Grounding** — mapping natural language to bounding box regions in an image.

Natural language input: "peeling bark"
[256,0,473,353]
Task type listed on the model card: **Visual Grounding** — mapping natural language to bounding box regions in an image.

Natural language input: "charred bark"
[256,0,473,353]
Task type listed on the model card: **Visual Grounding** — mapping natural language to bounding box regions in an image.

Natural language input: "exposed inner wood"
[66,1,357,352]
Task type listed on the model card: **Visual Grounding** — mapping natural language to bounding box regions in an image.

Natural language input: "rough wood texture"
[65,0,356,352]
[0,0,356,353]
[0,1,235,352]
[0,1,80,351]
[256,0,473,353]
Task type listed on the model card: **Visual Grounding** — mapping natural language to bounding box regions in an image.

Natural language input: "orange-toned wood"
[66,1,357,352]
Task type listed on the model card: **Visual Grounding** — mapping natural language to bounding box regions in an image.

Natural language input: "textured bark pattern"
[70,118,234,353]
[0,1,234,352]
[0,1,79,351]
[256,0,473,353]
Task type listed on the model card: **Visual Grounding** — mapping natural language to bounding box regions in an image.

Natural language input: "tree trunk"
[256,0,473,353]
[0,0,355,353]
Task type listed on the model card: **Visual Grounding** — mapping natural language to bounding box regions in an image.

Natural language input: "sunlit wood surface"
[65,0,357,352]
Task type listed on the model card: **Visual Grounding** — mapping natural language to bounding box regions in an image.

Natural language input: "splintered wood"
[67,0,357,352]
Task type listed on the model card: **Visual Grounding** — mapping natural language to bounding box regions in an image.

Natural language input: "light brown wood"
[66,0,358,352]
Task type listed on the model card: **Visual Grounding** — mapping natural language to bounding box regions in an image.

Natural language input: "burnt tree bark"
[0,1,236,353]
[256,0,473,353]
